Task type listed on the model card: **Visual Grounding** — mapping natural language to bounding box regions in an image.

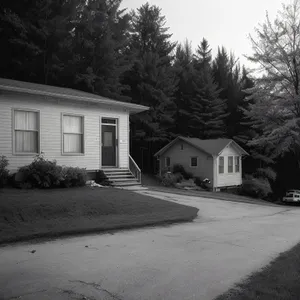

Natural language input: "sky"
[121,0,289,68]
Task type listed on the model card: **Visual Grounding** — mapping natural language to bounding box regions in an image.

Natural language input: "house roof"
[0,78,149,114]
[154,136,249,157]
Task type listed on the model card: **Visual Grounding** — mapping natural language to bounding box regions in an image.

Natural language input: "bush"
[239,175,272,199]
[17,154,87,189]
[0,156,9,188]
[95,170,111,186]
[158,172,178,187]
[61,167,87,188]
[172,164,193,180]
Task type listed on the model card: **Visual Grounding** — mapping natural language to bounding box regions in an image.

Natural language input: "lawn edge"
[0,211,198,247]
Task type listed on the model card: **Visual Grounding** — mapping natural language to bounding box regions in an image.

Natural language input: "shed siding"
[217,143,242,187]
[159,140,214,183]
[0,92,129,172]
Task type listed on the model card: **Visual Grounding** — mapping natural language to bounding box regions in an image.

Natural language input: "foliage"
[190,39,228,139]
[0,156,9,188]
[239,175,272,199]
[244,0,300,162]
[18,154,87,189]
[158,172,178,187]
[95,170,111,186]
[172,164,193,180]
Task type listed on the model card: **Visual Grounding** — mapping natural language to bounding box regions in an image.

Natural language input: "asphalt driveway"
[1,191,300,300]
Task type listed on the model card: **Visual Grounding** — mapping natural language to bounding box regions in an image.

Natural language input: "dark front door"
[102,125,116,167]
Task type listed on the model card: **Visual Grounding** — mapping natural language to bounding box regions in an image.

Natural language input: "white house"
[0,78,149,186]
[154,136,249,191]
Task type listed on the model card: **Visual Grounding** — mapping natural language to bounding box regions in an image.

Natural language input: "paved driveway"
[1,191,300,300]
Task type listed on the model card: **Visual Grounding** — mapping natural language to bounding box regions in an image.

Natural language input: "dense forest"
[1,0,300,198]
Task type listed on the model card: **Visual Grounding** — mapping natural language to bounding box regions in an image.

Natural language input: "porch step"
[103,169,141,187]
[111,180,141,187]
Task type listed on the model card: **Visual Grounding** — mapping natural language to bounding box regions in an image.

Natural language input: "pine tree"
[58,0,132,100]
[212,47,243,137]
[123,2,177,172]
[190,39,227,139]
[172,39,194,136]
[0,0,78,84]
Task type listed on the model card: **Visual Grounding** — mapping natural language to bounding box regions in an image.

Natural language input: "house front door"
[101,119,117,167]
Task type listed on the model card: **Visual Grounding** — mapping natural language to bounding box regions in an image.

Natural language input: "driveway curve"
[1,191,300,300]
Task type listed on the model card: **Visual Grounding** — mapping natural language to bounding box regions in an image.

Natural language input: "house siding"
[0,91,129,172]
[217,143,242,188]
[159,140,214,183]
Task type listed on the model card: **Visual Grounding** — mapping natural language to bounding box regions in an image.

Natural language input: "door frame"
[100,117,119,168]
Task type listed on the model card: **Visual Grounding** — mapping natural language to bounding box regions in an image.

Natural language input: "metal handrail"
[129,155,141,183]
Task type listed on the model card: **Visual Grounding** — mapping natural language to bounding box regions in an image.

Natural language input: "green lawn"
[0,187,198,245]
[215,242,300,300]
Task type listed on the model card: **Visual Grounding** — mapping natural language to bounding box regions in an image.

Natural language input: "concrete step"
[106,173,133,178]
[104,169,130,174]
[111,180,141,187]
[111,177,137,182]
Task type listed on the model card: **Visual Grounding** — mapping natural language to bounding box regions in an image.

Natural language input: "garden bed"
[0,187,198,245]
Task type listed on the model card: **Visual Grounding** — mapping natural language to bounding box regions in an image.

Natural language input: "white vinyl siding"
[63,115,84,154]
[13,109,39,154]
[0,92,130,172]
[217,145,243,188]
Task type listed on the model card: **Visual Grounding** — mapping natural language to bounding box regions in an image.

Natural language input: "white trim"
[61,113,85,156]
[100,116,119,168]
[12,108,41,156]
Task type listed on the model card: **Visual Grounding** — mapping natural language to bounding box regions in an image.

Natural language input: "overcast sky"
[121,0,288,68]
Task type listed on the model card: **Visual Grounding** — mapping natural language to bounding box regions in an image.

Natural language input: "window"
[228,156,233,173]
[14,109,39,154]
[63,115,84,154]
[190,157,198,167]
[165,157,171,170]
[180,144,184,150]
[235,156,240,173]
[219,156,224,174]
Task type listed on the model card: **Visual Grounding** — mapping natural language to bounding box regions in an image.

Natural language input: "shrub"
[158,172,178,187]
[239,175,272,199]
[61,167,87,188]
[0,156,9,188]
[172,164,193,180]
[17,154,87,189]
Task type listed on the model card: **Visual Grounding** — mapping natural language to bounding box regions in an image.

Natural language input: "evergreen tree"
[0,0,79,84]
[123,2,177,172]
[172,39,194,136]
[190,39,227,139]
[212,47,243,137]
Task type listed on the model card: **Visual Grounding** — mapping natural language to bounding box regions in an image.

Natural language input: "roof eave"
[0,84,149,113]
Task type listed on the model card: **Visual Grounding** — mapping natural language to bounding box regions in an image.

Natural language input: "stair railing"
[129,155,142,183]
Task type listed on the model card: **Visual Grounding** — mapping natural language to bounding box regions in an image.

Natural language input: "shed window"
[14,109,39,154]
[219,156,224,174]
[190,157,198,167]
[235,156,240,173]
[180,144,184,150]
[165,157,171,168]
[63,115,84,154]
[228,156,233,173]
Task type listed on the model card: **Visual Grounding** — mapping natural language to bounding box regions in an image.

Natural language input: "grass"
[0,187,198,245]
[215,242,300,300]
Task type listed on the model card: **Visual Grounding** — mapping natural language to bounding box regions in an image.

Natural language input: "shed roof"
[0,78,149,114]
[154,136,249,157]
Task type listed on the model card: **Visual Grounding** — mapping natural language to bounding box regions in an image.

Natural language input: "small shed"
[154,136,249,191]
